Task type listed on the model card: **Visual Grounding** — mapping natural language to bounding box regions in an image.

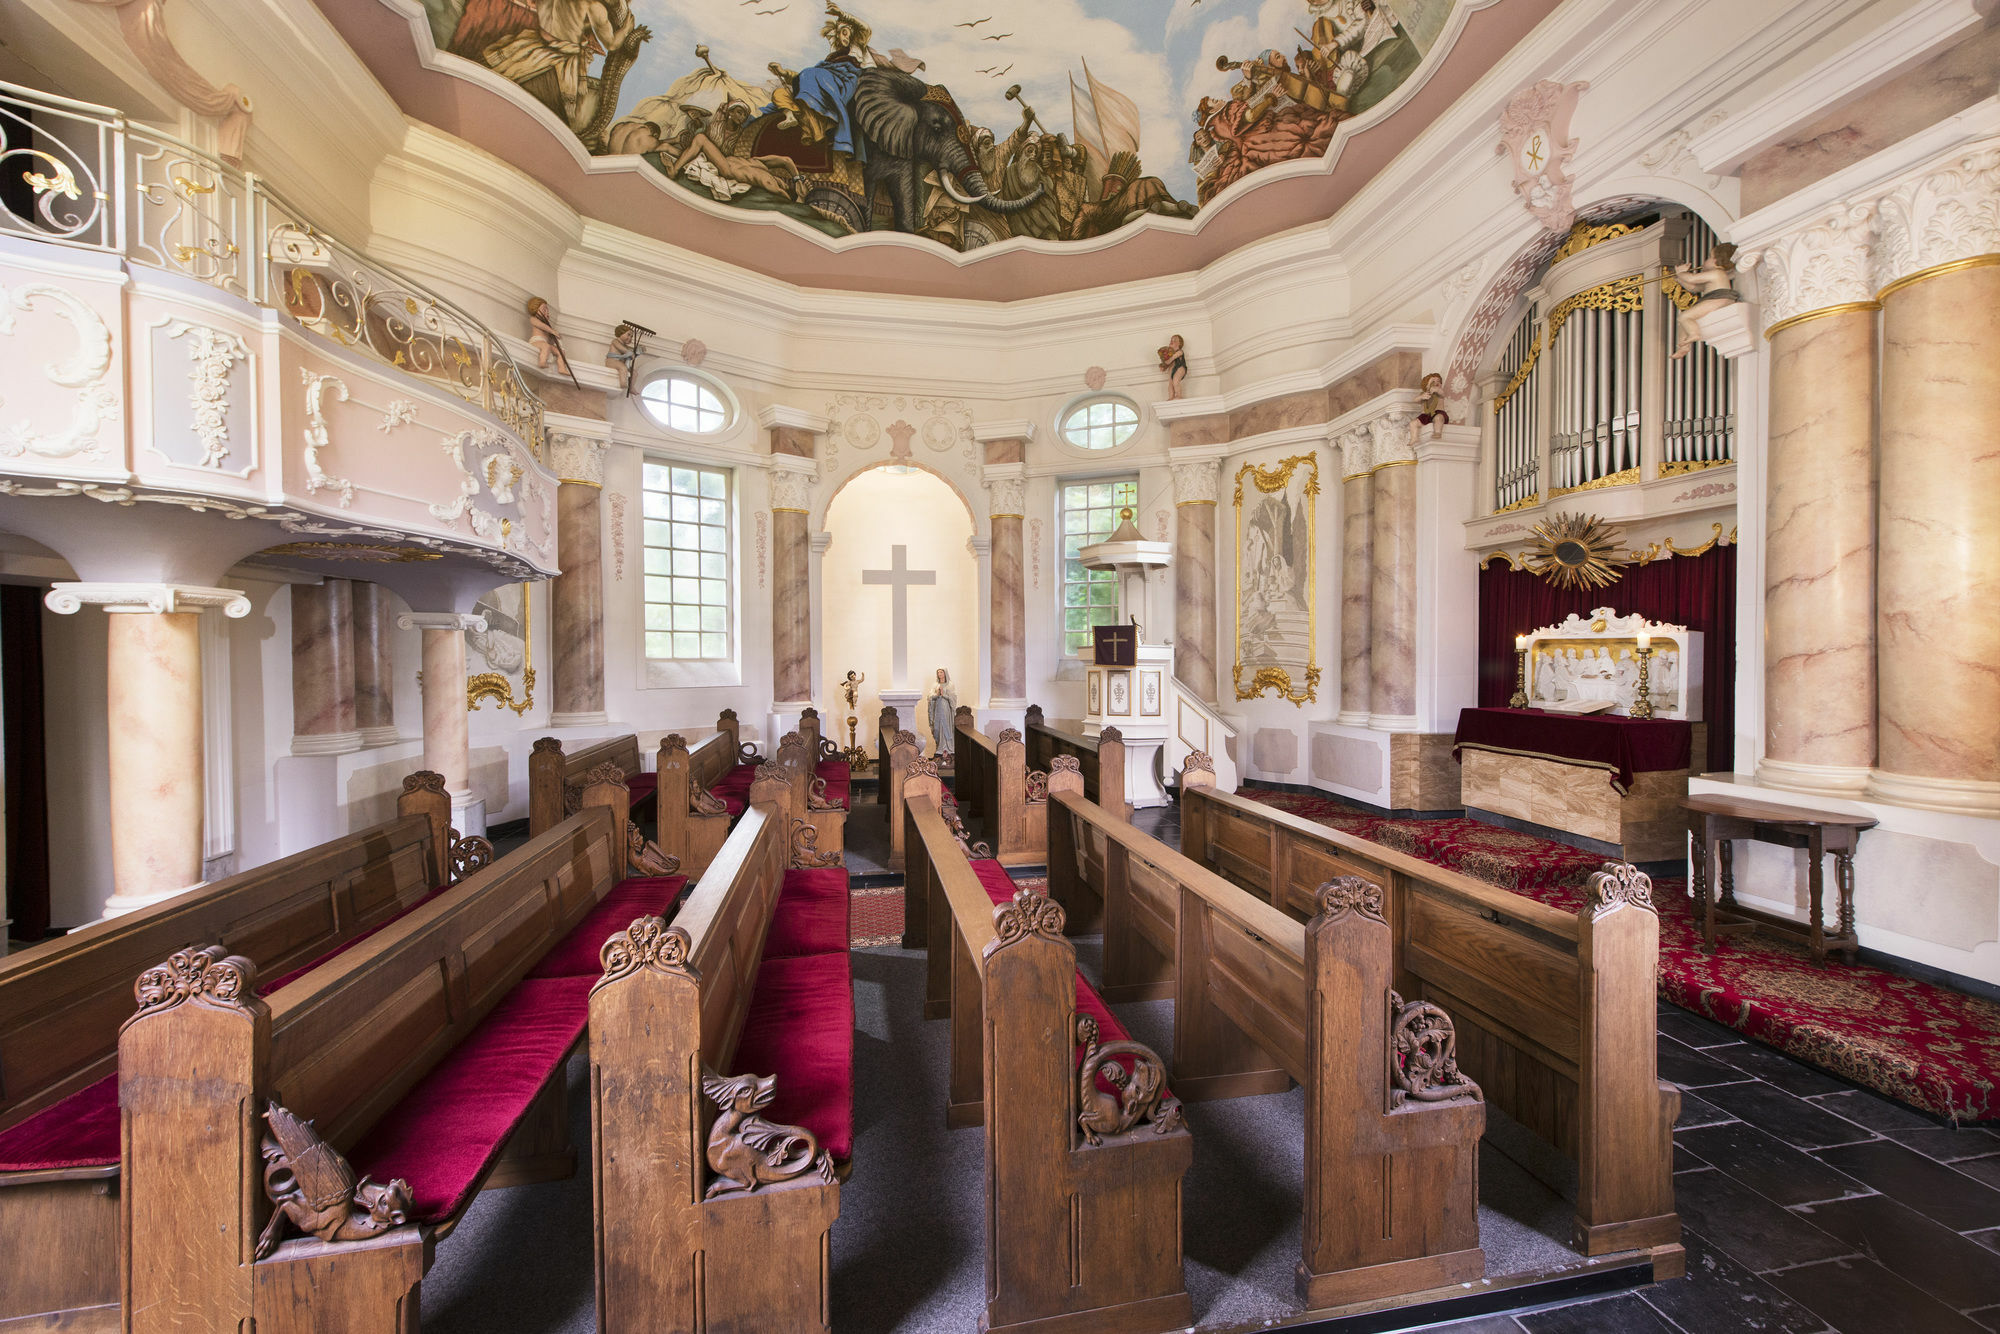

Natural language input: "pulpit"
[1079,511,1174,808]
[1453,707,1703,863]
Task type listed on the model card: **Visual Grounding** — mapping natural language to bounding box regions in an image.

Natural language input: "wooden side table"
[1685,793,1877,963]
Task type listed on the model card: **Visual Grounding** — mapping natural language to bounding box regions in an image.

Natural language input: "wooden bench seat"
[953,717,1050,866]
[591,801,853,1331]
[902,763,1192,1334]
[1173,775,1683,1275]
[0,770,480,1329]
[117,787,637,1333]
[528,732,656,833]
[1025,705,1128,819]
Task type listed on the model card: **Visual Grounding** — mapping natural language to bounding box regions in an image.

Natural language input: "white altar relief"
[1523,607,1703,721]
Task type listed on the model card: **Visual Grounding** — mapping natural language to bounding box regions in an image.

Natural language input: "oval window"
[1060,397,1140,451]
[639,373,729,435]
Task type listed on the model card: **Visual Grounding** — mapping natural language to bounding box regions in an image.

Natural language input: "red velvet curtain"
[1477,544,1736,773]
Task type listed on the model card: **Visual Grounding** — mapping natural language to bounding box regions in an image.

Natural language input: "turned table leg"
[1807,829,1827,964]
[1717,839,1737,909]
[1836,848,1860,962]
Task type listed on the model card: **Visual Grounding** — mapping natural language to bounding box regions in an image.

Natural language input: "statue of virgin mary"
[925,667,958,758]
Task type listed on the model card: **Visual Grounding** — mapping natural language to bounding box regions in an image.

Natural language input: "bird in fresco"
[982,32,1013,40]
[987,63,1013,77]
[955,17,991,27]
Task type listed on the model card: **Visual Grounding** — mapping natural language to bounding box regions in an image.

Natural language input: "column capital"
[768,456,818,513]
[397,611,488,632]
[1169,456,1220,506]
[547,431,610,488]
[1739,202,1880,334]
[983,463,1027,517]
[47,582,251,617]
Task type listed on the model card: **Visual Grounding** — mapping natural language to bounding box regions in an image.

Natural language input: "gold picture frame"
[1232,452,1319,705]
[467,581,536,715]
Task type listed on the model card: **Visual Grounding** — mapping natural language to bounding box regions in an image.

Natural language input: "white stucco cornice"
[972,422,1037,444]
[756,405,830,435]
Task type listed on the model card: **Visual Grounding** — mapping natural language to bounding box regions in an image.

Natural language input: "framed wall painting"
[1232,452,1320,705]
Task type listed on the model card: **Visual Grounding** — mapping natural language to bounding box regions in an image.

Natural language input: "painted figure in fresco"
[1069,150,1196,239]
[1157,335,1187,400]
[769,4,883,157]
[481,0,649,138]
[669,100,806,201]
[925,668,958,759]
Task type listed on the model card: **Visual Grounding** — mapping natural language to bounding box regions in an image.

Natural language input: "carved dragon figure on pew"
[791,819,844,869]
[560,760,681,875]
[699,1070,837,1198]
[254,1101,413,1258]
[1076,1015,1184,1144]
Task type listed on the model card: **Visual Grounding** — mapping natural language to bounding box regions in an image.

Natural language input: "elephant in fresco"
[849,67,1044,234]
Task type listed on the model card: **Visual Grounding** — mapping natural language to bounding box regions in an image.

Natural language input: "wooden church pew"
[115,777,679,1334]
[775,731,849,858]
[1173,776,1683,1270]
[0,771,485,1330]
[528,732,656,835]
[591,800,855,1332]
[875,703,900,804]
[653,730,736,876]
[1048,774,1488,1308]
[1024,703,1128,821]
[882,728,922,871]
[951,720,1049,866]
[902,764,1193,1334]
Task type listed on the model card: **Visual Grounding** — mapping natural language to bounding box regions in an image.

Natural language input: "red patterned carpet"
[1237,787,2000,1124]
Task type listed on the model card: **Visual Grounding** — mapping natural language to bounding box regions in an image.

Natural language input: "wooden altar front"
[1453,707,1704,863]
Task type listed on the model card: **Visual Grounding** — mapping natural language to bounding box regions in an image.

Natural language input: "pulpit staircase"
[1162,678,1239,794]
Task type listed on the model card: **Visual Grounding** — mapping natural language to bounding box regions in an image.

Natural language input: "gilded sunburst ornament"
[1524,513,1627,592]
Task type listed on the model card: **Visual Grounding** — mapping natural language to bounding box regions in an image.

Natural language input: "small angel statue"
[1407,371,1449,446]
[1156,334,1187,400]
[1668,243,1742,360]
[525,296,570,377]
[606,322,642,393]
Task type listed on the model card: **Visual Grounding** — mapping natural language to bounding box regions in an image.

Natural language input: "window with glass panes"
[1060,478,1137,655]
[641,462,732,660]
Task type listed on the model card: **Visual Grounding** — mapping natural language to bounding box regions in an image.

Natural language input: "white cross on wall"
[861,544,937,690]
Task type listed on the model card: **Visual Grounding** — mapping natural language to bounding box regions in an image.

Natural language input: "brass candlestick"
[839,669,870,771]
[1509,644,1529,709]
[1630,644,1656,719]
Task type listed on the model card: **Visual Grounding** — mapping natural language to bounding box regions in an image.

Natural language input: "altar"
[1455,707,1703,863]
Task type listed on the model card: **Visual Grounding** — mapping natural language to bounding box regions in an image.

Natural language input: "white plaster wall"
[40,602,111,928]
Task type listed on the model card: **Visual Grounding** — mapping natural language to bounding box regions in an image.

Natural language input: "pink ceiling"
[317,0,1560,301]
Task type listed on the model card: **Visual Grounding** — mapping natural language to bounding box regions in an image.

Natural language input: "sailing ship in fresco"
[418,0,1451,254]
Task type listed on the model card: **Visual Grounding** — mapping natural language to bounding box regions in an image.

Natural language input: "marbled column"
[551,481,607,724]
[1761,309,1877,789]
[1874,262,2000,803]
[1368,463,1417,722]
[1340,473,1374,723]
[772,508,812,704]
[420,627,471,794]
[107,610,204,908]
[990,514,1026,700]
[1174,502,1217,700]
[352,582,396,746]
[290,578,358,751]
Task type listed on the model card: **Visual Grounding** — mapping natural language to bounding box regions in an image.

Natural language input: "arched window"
[1059,396,1140,451]
[639,372,730,435]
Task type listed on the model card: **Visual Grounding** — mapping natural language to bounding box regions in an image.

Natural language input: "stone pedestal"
[401,611,488,836]
[1871,259,2000,814]
[551,480,608,727]
[352,582,398,746]
[46,583,251,916]
[1760,307,1877,794]
[1462,749,1692,862]
[291,578,360,755]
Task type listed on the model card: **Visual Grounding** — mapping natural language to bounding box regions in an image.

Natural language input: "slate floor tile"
[1888,1125,2000,1163]
[1637,1228,1825,1334]
[1517,1293,1681,1333]
[1790,1192,2000,1313]
[1656,1036,1755,1090]
[1971,1226,2000,1256]
[1812,1088,1943,1135]
[1673,1143,1709,1173]
[1956,1157,2000,1193]
[1700,1079,1883,1151]
[1673,1089,1735,1131]
[1765,1255,1988,1334]
[1670,1165,1856,1274]
[1423,1317,1526,1333]
[1656,1008,1744,1049]
[1972,1306,2000,1332]
[1676,1122,1872,1207]
[1815,1140,2000,1233]
[1707,1039,1853,1097]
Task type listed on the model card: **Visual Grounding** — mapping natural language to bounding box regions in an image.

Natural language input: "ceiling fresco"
[408,0,1465,254]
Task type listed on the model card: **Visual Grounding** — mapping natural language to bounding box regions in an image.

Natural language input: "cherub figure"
[1407,371,1449,446]
[526,297,570,377]
[1157,334,1187,400]
[605,322,641,391]
[1669,242,1742,360]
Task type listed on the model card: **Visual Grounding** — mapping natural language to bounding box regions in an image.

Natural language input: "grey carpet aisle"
[421,936,1585,1332]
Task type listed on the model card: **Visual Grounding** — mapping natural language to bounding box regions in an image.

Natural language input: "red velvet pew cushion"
[626,772,658,804]
[348,974,594,1224]
[528,875,688,978]
[767,869,851,958]
[730,953,855,1164]
[971,858,1021,906]
[0,1073,118,1172]
[710,763,757,817]
[814,760,852,810]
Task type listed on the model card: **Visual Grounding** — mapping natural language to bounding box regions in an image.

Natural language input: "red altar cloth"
[1451,707,1692,795]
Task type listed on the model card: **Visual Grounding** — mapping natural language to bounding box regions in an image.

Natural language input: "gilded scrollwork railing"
[0,80,545,458]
